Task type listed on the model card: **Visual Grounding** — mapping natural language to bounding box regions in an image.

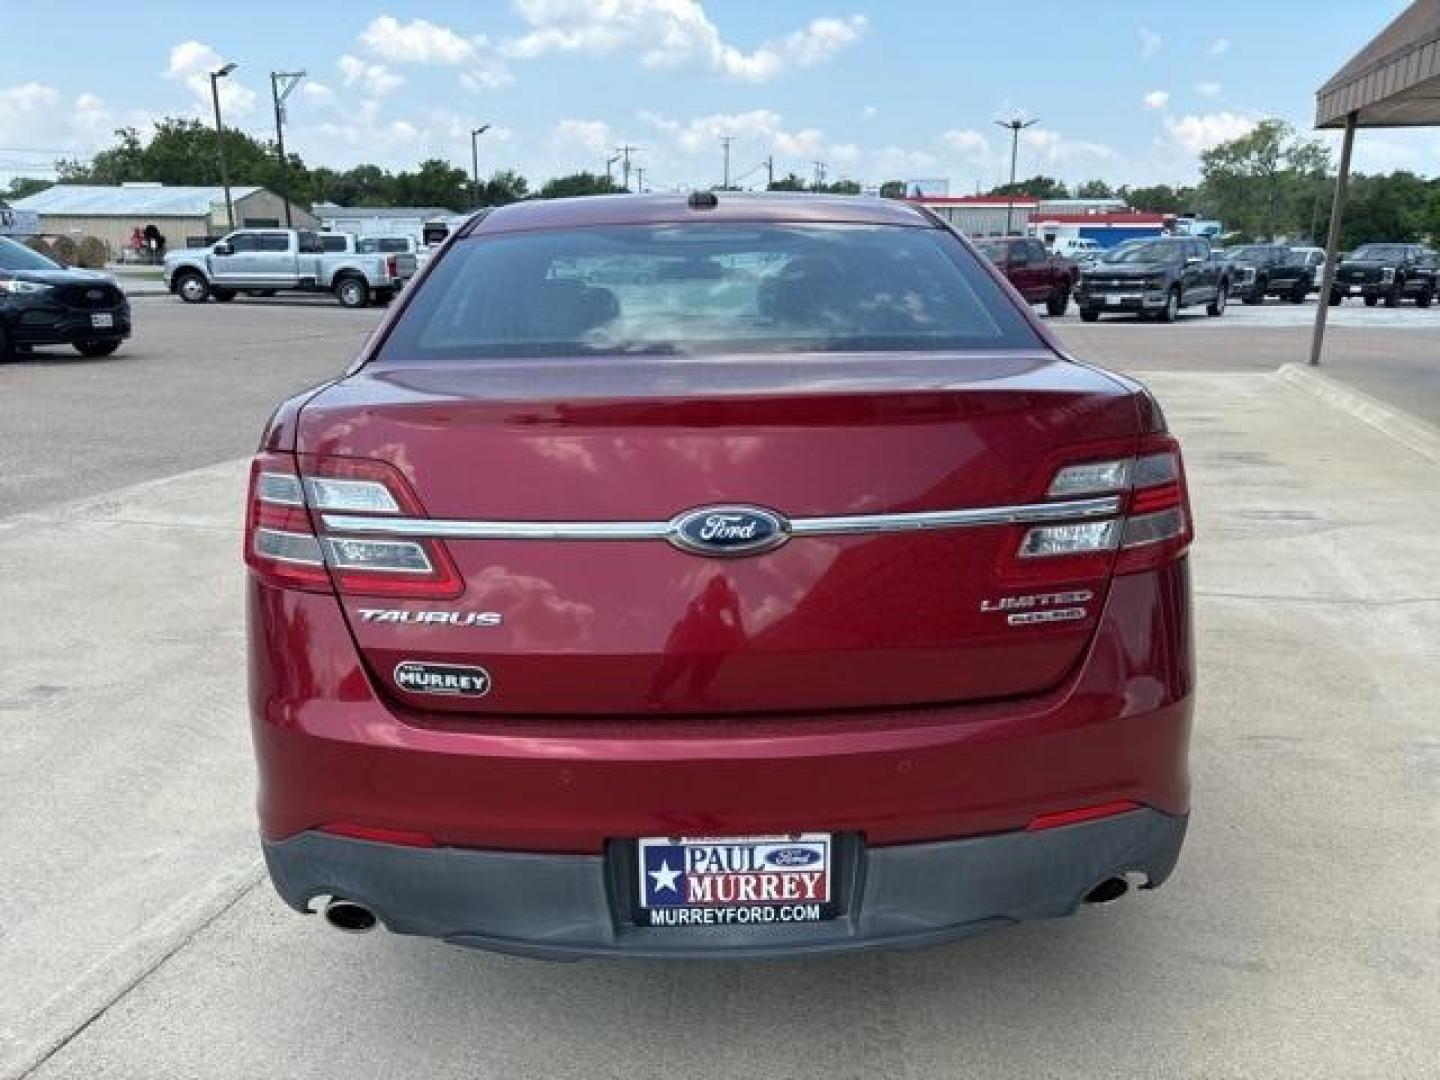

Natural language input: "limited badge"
[393,661,491,698]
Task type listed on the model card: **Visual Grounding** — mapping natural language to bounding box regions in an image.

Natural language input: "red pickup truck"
[973,237,1078,316]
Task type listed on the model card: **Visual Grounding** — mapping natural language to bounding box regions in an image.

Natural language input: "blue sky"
[1,0,1430,192]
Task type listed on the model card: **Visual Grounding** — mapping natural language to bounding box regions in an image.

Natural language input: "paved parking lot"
[2,297,1437,1078]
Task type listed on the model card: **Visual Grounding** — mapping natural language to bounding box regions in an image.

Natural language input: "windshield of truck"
[1101,241,1182,265]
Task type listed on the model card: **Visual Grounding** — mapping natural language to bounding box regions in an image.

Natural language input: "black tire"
[334,275,370,309]
[1329,292,1342,306]
[211,288,236,303]
[1044,283,1070,317]
[1156,287,1180,323]
[0,323,13,363]
[1289,283,1307,304]
[1364,294,1379,307]
[1242,289,1263,305]
[1207,281,1228,317]
[74,339,121,358]
[1383,284,1401,308]
[1416,288,1433,309]
[1079,307,1100,323]
[373,287,395,307]
[174,271,209,304]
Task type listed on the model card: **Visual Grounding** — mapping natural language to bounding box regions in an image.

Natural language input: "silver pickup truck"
[164,228,408,308]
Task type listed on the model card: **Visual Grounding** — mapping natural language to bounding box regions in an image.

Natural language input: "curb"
[1275,362,1440,464]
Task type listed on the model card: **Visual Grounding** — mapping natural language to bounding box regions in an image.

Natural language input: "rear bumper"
[264,807,1187,959]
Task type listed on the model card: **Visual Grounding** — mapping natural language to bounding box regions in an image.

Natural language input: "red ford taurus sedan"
[248,192,1193,958]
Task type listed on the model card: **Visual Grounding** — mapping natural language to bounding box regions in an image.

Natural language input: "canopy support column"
[1309,111,1357,367]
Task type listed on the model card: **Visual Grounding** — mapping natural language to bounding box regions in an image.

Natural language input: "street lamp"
[270,71,306,227]
[209,62,237,231]
[994,115,1038,234]
[470,125,491,209]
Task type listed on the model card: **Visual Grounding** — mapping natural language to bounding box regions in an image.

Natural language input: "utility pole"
[270,71,306,227]
[994,115,1038,235]
[208,62,237,231]
[469,124,490,208]
[812,161,827,191]
[634,167,645,193]
[605,152,621,185]
[615,145,638,191]
[720,136,734,190]
[765,155,774,189]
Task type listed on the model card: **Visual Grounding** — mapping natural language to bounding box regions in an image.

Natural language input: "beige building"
[10,183,317,253]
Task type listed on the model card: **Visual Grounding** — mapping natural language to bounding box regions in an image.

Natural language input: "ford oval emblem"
[668,505,789,557]
[767,846,821,867]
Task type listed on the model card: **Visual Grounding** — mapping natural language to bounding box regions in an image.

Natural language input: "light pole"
[270,71,306,227]
[605,153,621,185]
[720,136,733,190]
[470,124,490,208]
[995,115,1038,234]
[209,62,237,231]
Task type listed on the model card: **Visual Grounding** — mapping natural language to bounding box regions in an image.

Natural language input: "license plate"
[1349,285,1362,294]
[637,834,833,927]
[1105,294,1123,305]
[90,313,114,328]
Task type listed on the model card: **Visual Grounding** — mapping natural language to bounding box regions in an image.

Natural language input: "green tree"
[1074,179,1114,199]
[1197,119,1332,239]
[1,176,51,203]
[767,172,809,192]
[819,179,861,195]
[878,180,907,199]
[389,159,470,210]
[988,175,1069,199]
[537,171,625,199]
[477,169,529,206]
[1118,183,1195,215]
[1338,171,1437,247]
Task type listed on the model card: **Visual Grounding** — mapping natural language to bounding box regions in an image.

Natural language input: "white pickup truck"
[163,228,409,308]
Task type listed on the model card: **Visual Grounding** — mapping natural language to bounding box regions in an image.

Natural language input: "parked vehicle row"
[1219,244,1322,304]
[1075,237,1230,323]
[0,236,130,360]
[1328,243,1436,308]
[972,237,1078,316]
[163,228,414,309]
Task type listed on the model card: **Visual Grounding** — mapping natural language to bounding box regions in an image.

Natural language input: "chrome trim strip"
[321,496,1121,541]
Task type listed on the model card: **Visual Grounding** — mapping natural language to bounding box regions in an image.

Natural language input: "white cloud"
[1143,89,1170,110]
[1139,27,1163,59]
[1195,81,1222,98]
[460,57,515,91]
[859,105,877,121]
[302,81,337,106]
[1164,111,1256,154]
[553,118,615,154]
[165,40,256,115]
[1209,37,1230,56]
[0,85,156,181]
[338,54,405,98]
[1022,127,1117,165]
[360,15,478,64]
[939,128,989,157]
[503,1,867,82]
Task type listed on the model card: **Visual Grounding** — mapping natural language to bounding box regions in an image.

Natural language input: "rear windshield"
[358,237,411,253]
[376,222,1042,361]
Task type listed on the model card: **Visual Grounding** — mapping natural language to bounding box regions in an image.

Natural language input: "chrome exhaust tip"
[323,899,378,933]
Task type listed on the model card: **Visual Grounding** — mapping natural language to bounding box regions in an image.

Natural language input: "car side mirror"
[214,242,233,256]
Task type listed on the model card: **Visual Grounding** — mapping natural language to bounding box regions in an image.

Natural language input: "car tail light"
[1020,435,1193,573]
[244,452,462,598]
[386,255,398,279]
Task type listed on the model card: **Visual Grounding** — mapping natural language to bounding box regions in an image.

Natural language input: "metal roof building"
[10,183,316,250]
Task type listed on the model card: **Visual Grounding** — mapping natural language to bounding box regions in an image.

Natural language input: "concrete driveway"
[1,347,1436,1077]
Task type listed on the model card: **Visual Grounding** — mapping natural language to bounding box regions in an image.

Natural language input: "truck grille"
[55,284,124,309]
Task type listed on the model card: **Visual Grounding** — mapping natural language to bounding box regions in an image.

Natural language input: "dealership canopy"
[1310,0,1440,364]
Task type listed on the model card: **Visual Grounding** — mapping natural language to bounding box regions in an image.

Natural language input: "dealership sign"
[0,208,39,236]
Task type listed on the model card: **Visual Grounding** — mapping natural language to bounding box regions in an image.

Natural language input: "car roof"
[470,192,935,235]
